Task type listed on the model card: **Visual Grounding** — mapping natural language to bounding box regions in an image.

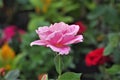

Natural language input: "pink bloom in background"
[30,22,83,55]
[2,25,26,42]
[3,26,17,41]
[75,21,87,34]
[18,29,26,35]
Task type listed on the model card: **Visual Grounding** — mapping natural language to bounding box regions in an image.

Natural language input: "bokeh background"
[0,0,120,80]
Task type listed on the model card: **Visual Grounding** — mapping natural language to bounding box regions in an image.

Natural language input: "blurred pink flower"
[3,26,16,41]
[2,25,26,42]
[30,22,83,55]
[18,29,26,35]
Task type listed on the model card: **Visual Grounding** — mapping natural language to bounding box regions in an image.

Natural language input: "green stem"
[54,53,62,80]
[59,55,62,75]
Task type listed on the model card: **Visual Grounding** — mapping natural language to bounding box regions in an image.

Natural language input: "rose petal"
[50,22,69,31]
[64,35,83,45]
[46,31,62,44]
[67,25,79,35]
[30,40,46,46]
[47,44,70,55]
[36,27,51,39]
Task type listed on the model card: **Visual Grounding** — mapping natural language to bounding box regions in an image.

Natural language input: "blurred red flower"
[85,48,111,66]
[0,68,5,76]
[75,21,87,34]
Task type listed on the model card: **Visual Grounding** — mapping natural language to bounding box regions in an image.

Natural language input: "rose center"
[55,43,63,47]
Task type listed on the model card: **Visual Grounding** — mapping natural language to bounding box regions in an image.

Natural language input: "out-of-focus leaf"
[84,1,96,10]
[108,33,119,48]
[62,1,79,13]
[87,5,106,20]
[85,30,98,45]
[54,55,63,75]
[51,1,63,9]
[12,53,26,69]
[88,5,119,25]
[29,0,42,8]
[89,20,98,28]
[62,55,74,69]
[58,72,81,80]
[63,4,78,13]
[5,70,20,80]
[28,17,50,31]
[106,65,120,75]
[104,44,113,56]
[104,33,119,56]
[53,16,73,23]
[104,6,119,25]
[113,49,120,64]
[0,0,3,8]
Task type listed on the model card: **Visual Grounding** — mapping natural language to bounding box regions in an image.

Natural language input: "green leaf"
[104,33,120,56]
[12,53,26,69]
[84,1,96,10]
[113,49,120,64]
[106,65,120,75]
[89,20,98,28]
[104,6,119,25]
[28,17,50,31]
[87,5,106,20]
[58,72,81,80]
[63,5,78,13]
[54,55,63,75]
[62,1,79,13]
[104,44,113,56]
[29,0,42,7]
[108,33,119,48]
[62,55,74,69]
[5,70,20,80]
[52,16,73,23]
[0,0,3,8]
[51,2,63,9]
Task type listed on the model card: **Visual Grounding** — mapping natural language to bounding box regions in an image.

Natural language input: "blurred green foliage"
[0,0,120,80]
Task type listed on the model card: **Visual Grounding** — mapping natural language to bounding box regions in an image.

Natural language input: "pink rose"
[30,22,83,55]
